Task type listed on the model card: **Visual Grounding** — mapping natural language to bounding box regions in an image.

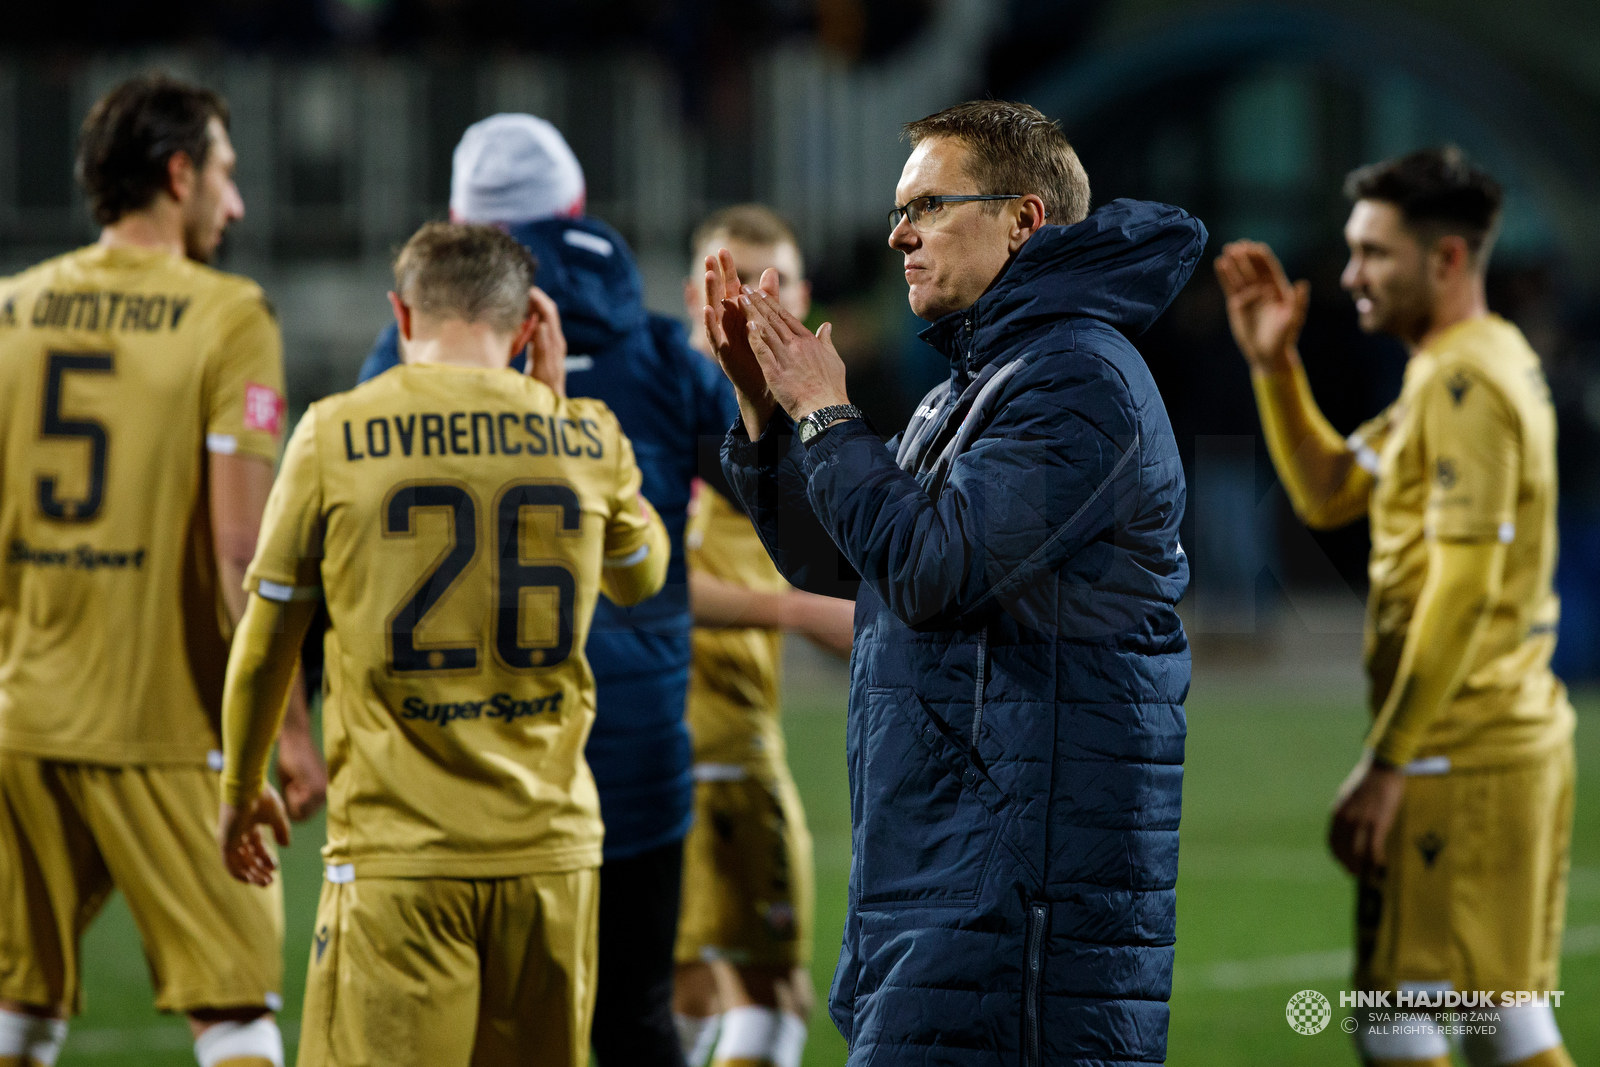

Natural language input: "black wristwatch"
[797,404,868,446]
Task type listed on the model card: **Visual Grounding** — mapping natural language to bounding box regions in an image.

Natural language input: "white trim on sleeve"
[206,433,239,455]
[1346,432,1380,475]
[603,543,651,568]
[256,579,323,602]
[692,763,749,782]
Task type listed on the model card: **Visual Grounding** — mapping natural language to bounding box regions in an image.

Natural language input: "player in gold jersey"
[218,222,669,1067]
[1218,148,1575,1067]
[671,206,855,1067]
[0,74,324,1067]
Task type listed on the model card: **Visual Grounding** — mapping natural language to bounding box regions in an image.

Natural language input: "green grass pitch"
[59,680,1598,1065]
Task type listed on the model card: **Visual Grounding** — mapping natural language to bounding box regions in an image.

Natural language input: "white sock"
[1460,1003,1563,1066]
[773,1012,806,1067]
[193,1017,283,1067]
[714,1005,782,1063]
[1355,1009,1451,1061]
[675,1012,723,1067]
[0,1009,68,1066]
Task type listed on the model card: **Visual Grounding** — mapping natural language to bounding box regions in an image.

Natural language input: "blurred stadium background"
[6,0,1597,1062]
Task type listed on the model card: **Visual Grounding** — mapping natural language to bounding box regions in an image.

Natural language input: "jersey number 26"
[384,480,580,673]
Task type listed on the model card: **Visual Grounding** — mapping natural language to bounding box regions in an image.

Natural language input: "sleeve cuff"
[1368,729,1420,769]
[800,418,878,478]
[724,409,797,469]
[220,774,259,809]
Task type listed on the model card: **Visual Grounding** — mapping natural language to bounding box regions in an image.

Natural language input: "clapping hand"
[1214,240,1310,375]
[739,284,849,423]
[703,249,780,436]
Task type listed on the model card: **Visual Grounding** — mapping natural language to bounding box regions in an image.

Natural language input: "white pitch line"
[64,1025,192,1054]
[1178,924,1600,992]
[1178,948,1353,991]
[62,1019,301,1057]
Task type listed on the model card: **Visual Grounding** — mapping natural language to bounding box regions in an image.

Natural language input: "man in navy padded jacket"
[359,113,738,1067]
[703,100,1202,1066]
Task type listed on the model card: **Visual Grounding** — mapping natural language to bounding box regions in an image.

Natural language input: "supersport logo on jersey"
[399,691,565,726]
[244,383,285,434]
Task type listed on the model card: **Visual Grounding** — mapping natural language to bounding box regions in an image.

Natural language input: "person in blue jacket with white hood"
[703,101,1202,1066]
[359,113,738,1067]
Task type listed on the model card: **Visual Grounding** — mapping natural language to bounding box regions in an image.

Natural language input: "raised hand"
[1214,240,1310,375]
[704,249,778,434]
[218,783,291,887]
[525,285,567,398]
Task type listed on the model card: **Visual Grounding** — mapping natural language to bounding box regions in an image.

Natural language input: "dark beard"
[1371,292,1432,345]
[1364,269,1434,345]
[182,209,223,264]
[183,225,218,264]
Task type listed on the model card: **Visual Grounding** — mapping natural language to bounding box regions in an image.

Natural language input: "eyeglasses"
[887,194,1027,231]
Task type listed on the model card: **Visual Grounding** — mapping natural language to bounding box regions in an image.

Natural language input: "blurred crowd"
[7,0,1600,677]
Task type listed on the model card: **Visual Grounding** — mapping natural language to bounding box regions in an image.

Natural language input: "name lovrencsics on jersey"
[341,411,606,462]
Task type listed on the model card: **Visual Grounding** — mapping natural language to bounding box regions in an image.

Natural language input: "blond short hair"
[904,100,1090,225]
[393,222,536,334]
[690,204,803,274]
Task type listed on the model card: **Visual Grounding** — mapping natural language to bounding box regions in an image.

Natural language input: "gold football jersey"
[685,483,792,778]
[1354,314,1573,767]
[0,244,285,765]
[246,363,665,878]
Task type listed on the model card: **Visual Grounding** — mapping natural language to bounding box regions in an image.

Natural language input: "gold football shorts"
[297,868,598,1067]
[1357,741,1574,994]
[0,752,284,1014]
[675,772,814,969]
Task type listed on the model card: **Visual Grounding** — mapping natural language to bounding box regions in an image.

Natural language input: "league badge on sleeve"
[245,383,286,435]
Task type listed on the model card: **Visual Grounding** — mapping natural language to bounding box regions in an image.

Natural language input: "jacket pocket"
[1023,901,1049,1067]
[901,689,1008,815]
[858,686,1010,905]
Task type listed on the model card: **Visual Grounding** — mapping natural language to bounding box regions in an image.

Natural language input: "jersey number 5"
[384,480,580,673]
[38,351,113,522]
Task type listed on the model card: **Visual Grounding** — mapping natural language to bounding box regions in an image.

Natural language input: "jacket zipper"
[1024,902,1047,1067]
[972,626,987,751]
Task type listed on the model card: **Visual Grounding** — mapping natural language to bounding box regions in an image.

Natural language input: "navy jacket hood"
[358,215,648,380]
[504,216,646,354]
[919,198,1206,370]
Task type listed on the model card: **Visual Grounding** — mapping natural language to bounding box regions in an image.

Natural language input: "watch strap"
[798,404,868,445]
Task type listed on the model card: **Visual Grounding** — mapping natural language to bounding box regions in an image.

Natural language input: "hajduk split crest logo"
[1286,989,1332,1035]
